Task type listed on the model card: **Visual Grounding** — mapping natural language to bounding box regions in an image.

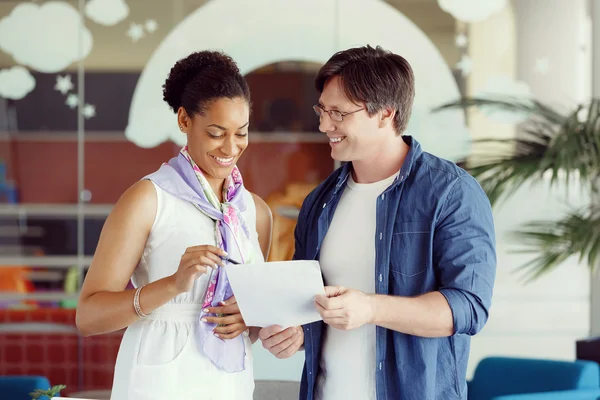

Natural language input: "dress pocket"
[128,362,181,400]
[136,320,190,366]
[127,322,191,399]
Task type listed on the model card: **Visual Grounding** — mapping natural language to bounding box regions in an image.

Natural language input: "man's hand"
[315,286,375,330]
[258,325,304,359]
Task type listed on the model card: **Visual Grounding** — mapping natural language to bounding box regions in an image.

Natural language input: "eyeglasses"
[313,105,364,122]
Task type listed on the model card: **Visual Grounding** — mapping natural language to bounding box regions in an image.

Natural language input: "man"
[258,45,496,400]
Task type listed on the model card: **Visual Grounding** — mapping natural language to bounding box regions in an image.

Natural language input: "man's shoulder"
[417,151,469,180]
[415,152,489,209]
[414,151,482,190]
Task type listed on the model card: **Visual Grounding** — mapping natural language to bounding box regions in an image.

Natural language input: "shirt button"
[381,194,385,200]
[322,203,326,208]
[379,274,382,282]
[379,232,382,240]
[379,362,382,370]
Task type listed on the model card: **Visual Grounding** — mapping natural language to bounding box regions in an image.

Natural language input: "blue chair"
[0,375,54,400]
[468,357,600,400]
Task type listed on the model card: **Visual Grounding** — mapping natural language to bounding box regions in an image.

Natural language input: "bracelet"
[134,285,150,318]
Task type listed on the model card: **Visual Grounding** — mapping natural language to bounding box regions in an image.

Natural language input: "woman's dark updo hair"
[162,50,251,116]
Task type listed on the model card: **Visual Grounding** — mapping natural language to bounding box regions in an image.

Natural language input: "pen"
[222,256,241,265]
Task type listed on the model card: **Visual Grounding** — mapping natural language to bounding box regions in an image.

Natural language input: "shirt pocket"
[390,221,432,278]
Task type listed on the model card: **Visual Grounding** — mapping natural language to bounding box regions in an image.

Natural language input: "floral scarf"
[145,146,257,372]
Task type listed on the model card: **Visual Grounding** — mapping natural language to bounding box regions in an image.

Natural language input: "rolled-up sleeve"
[435,175,496,336]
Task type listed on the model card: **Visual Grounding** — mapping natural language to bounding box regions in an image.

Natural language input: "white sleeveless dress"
[110,181,263,400]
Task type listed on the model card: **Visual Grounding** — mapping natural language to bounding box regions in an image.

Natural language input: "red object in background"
[0,309,123,395]
[4,139,331,204]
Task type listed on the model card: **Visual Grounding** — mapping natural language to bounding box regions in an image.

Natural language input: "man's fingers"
[315,294,329,308]
[315,303,342,319]
[280,334,305,358]
[262,327,298,349]
[324,286,346,297]
[315,294,344,310]
[271,330,302,358]
[258,325,284,340]
[315,302,326,317]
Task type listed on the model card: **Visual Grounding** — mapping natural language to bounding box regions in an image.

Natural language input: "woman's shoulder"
[122,179,157,207]
[247,191,272,221]
[248,192,272,237]
[110,179,158,229]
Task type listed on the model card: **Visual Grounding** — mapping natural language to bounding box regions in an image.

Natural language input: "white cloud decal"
[0,1,93,73]
[125,0,470,162]
[0,66,36,100]
[85,0,129,26]
[438,0,507,23]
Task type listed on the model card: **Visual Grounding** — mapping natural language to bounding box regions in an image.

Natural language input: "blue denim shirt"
[294,136,496,400]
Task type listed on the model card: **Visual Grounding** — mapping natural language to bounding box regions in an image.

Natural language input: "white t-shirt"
[315,172,397,400]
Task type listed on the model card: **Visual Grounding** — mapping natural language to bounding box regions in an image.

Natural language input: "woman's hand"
[170,245,226,294]
[202,296,248,339]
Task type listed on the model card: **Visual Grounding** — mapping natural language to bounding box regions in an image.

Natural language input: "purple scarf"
[144,146,256,372]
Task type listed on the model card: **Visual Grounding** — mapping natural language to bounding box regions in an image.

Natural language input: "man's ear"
[379,107,396,129]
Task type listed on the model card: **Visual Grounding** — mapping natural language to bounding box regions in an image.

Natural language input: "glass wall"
[0,0,461,396]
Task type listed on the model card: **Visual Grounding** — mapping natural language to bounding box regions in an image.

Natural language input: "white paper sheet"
[225,260,325,328]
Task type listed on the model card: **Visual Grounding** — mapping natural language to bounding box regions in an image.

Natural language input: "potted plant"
[433,97,600,281]
[30,384,66,399]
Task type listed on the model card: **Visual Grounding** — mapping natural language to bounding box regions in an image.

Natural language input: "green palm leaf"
[510,206,600,282]
[464,128,552,205]
[434,98,600,205]
[434,96,566,125]
[432,97,600,280]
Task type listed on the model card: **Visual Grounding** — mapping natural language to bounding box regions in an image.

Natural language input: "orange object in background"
[0,266,36,308]
[0,266,33,293]
[267,183,317,262]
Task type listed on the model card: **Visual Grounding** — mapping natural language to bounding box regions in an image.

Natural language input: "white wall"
[469,179,590,377]
[590,0,600,337]
[466,0,592,378]
[595,1,600,99]
[515,0,591,106]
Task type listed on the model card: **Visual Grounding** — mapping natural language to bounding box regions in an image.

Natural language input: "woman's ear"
[177,107,190,135]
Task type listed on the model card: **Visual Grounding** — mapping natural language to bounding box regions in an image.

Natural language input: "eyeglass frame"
[313,104,365,122]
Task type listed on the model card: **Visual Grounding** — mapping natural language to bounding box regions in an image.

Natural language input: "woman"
[76,51,272,400]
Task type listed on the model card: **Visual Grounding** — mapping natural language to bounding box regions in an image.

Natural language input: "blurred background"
[0,0,599,398]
